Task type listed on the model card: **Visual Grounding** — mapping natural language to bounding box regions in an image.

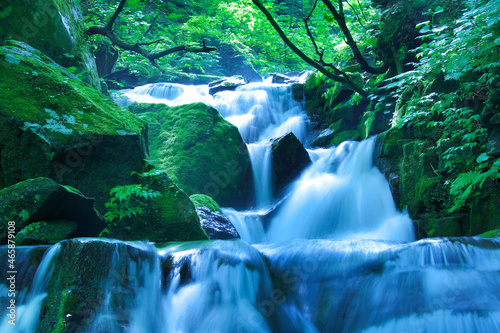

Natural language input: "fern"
[449,156,500,213]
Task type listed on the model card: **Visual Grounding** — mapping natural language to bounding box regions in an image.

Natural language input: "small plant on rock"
[100,170,162,236]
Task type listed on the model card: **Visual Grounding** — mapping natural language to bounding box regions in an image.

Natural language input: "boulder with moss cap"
[0,177,105,244]
[0,41,147,210]
[128,102,252,208]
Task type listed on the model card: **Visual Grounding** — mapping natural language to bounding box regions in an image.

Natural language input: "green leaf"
[476,153,490,163]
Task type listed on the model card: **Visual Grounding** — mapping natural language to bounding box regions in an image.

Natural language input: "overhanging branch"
[251,0,368,97]
[87,0,217,69]
[321,0,389,74]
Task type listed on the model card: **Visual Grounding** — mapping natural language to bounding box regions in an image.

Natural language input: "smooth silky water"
[2,76,500,332]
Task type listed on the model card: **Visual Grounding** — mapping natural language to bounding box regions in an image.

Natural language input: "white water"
[266,139,415,243]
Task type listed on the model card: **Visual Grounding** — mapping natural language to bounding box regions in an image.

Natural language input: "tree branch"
[345,0,368,30]
[105,0,127,30]
[87,0,217,70]
[321,0,389,74]
[251,0,367,97]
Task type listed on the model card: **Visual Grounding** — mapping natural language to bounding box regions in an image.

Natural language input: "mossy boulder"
[0,177,105,244]
[469,184,500,236]
[0,42,147,210]
[0,1,100,89]
[304,71,370,143]
[414,215,466,239]
[38,238,159,332]
[128,102,252,207]
[271,132,311,195]
[106,172,208,242]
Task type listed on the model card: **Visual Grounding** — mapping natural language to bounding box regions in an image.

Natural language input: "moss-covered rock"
[401,140,439,216]
[0,1,100,89]
[469,184,500,236]
[479,229,500,238]
[270,132,311,195]
[106,172,208,242]
[15,220,77,245]
[414,215,466,239]
[0,42,147,210]
[304,71,371,144]
[38,238,159,332]
[128,102,252,207]
[190,194,222,213]
[0,177,104,244]
[189,194,239,240]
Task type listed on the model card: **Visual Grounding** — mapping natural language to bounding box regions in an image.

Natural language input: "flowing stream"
[2,77,500,332]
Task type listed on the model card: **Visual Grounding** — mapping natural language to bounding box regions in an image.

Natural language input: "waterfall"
[158,240,274,333]
[6,77,498,332]
[266,138,415,243]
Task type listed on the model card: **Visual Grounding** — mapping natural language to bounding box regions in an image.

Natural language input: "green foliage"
[449,153,500,213]
[100,171,161,235]
[381,0,500,208]
[84,0,384,77]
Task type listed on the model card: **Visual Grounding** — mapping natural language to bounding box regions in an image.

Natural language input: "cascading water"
[266,138,415,243]
[0,244,60,332]
[5,77,500,332]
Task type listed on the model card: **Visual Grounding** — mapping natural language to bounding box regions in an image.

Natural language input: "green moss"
[16,220,77,245]
[469,187,500,236]
[415,175,449,214]
[105,172,208,242]
[479,229,500,238]
[190,194,222,213]
[0,42,144,143]
[0,0,100,89]
[127,102,251,207]
[332,130,361,146]
[0,42,147,210]
[39,239,159,332]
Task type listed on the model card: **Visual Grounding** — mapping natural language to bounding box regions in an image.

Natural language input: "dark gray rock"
[271,132,311,195]
[487,129,500,157]
[311,128,336,148]
[196,207,240,240]
[208,76,246,95]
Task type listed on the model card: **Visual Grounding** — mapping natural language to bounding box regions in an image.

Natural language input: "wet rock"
[208,76,246,95]
[39,238,159,332]
[196,207,240,240]
[271,132,311,195]
[311,128,336,148]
